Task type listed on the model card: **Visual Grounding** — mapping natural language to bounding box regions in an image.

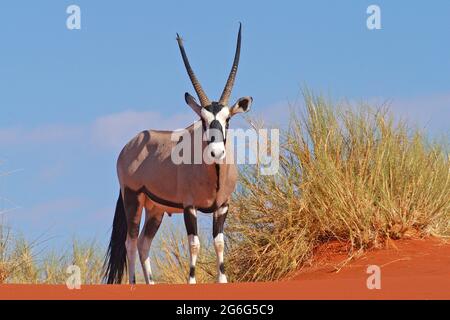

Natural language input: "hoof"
[217,274,228,284]
[188,277,197,284]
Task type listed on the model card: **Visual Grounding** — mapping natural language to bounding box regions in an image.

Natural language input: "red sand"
[1,238,449,300]
[295,237,450,281]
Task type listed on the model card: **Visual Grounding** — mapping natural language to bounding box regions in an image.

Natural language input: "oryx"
[103,24,252,284]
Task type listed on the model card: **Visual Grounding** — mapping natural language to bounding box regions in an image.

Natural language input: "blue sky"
[0,1,449,248]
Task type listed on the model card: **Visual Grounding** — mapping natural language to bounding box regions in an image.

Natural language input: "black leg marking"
[213,205,228,238]
[144,215,163,239]
[189,266,196,278]
[219,263,225,274]
[184,206,198,236]
[123,187,141,239]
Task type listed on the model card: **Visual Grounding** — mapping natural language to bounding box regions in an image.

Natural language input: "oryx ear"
[229,96,253,116]
[185,92,202,116]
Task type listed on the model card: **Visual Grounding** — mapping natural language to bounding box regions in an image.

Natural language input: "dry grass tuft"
[0,225,103,284]
[225,92,450,282]
[152,227,216,284]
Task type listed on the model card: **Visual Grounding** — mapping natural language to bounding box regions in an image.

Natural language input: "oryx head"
[177,24,253,161]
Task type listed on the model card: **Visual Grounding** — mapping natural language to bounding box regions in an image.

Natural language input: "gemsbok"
[104,24,252,284]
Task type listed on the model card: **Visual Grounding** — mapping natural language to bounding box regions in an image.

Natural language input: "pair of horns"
[176,23,242,107]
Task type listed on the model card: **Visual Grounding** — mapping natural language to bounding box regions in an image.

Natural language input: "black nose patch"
[209,120,224,143]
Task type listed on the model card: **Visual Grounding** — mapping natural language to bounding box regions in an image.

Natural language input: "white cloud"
[253,93,450,136]
[22,197,84,223]
[91,110,195,149]
[0,109,197,149]
[37,161,66,182]
[388,94,450,134]
[346,94,450,136]
[0,127,21,145]
[0,124,85,145]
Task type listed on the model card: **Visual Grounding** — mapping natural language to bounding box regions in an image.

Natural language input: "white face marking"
[208,142,226,161]
[215,107,230,138]
[201,106,230,161]
[200,108,214,123]
[200,107,230,139]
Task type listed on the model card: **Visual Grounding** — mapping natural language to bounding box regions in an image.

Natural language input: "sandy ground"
[295,237,450,281]
[1,238,449,300]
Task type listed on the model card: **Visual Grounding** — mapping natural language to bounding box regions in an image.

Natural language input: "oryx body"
[104,24,252,285]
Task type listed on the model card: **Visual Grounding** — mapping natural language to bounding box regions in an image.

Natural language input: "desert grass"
[225,92,450,282]
[0,225,103,284]
[152,226,217,284]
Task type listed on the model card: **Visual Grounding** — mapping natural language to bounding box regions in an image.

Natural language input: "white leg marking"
[217,206,228,216]
[214,233,227,283]
[188,234,200,284]
[125,235,138,284]
[138,233,154,285]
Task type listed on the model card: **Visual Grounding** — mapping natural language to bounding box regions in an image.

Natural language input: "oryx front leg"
[213,204,228,283]
[184,206,200,284]
[138,208,163,285]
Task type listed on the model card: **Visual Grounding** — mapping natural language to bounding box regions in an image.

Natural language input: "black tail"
[103,191,128,284]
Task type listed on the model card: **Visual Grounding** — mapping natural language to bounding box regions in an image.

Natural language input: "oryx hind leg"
[123,187,145,285]
[213,204,228,283]
[138,203,164,285]
[184,206,199,284]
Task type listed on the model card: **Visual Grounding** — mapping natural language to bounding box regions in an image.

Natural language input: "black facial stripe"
[210,119,223,131]
[207,119,225,144]
[210,120,223,139]
[202,102,230,144]
[201,119,207,131]
[205,102,225,115]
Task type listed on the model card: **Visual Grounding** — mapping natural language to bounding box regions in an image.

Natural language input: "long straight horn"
[176,33,210,107]
[219,23,242,105]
